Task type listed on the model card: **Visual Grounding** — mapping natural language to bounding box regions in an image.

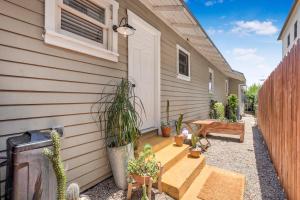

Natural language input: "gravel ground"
[84,114,286,200]
[204,114,286,200]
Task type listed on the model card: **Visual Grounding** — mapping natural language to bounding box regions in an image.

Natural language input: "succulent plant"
[43,130,66,200]
[191,134,199,149]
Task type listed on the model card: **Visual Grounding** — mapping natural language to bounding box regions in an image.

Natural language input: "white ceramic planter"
[107,143,134,190]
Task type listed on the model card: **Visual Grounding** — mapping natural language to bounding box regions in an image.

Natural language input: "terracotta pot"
[189,148,201,158]
[132,174,151,185]
[161,126,172,137]
[174,135,184,146]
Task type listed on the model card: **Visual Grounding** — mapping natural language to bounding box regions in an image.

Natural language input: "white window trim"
[44,0,119,62]
[209,67,214,94]
[176,44,191,81]
[225,79,229,96]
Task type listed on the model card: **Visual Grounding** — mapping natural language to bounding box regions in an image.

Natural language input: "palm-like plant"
[93,78,145,147]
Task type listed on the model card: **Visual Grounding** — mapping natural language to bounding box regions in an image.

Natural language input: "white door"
[128,10,160,132]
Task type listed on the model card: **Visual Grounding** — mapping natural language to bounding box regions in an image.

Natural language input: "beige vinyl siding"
[0,0,233,197]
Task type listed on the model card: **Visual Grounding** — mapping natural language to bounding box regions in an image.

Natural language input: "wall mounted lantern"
[113,17,136,37]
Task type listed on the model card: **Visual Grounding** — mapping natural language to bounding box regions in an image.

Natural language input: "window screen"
[61,10,103,44]
[179,50,189,76]
[63,0,105,24]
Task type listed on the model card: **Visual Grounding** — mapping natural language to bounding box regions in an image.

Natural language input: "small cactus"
[66,183,80,200]
[43,130,66,200]
[176,114,184,135]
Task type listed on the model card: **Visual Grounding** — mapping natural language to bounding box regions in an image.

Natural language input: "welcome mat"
[197,169,245,200]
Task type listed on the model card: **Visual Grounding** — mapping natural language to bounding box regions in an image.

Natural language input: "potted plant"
[127,144,160,185]
[93,79,145,190]
[174,114,184,146]
[161,100,171,137]
[189,134,201,158]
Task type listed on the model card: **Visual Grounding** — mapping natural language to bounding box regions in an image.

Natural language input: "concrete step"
[155,143,190,172]
[162,155,206,199]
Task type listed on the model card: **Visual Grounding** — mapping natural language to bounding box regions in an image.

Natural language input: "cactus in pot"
[189,134,201,158]
[43,131,90,200]
[43,131,66,200]
[161,100,171,137]
[174,114,185,146]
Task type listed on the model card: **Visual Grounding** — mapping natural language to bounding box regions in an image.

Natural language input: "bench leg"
[240,133,244,143]
[148,178,153,200]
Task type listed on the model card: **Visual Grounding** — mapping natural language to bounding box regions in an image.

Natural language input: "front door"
[128,10,160,132]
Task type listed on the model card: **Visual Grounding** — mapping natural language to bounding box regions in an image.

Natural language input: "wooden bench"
[184,120,245,143]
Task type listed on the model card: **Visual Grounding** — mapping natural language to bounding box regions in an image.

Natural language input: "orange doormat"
[197,170,245,200]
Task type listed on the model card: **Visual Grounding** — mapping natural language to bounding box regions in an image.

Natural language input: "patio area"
[84,114,286,200]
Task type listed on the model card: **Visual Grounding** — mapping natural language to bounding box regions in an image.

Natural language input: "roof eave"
[278,0,299,40]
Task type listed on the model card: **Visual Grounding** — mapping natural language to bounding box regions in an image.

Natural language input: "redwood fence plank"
[258,40,300,200]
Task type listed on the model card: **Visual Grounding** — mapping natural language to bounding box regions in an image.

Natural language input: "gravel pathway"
[204,114,286,200]
[84,114,286,200]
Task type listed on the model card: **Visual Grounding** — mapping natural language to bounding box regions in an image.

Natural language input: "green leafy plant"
[245,84,261,113]
[93,78,145,147]
[175,114,184,135]
[191,134,199,149]
[209,99,217,119]
[43,131,66,200]
[127,144,159,182]
[161,100,170,127]
[214,102,225,120]
[226,94,239,122]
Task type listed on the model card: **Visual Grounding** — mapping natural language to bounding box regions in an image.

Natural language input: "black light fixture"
[113,17,136,37]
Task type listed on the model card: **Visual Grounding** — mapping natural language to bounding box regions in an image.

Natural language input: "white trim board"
[127,9,161,134]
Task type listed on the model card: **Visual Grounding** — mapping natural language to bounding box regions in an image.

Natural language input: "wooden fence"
[257,40,300,200]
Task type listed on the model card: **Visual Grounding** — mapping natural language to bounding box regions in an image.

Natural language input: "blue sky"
[185,0,294,86]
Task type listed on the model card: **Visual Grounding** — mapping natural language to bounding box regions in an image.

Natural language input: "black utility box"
[6,128,62,200]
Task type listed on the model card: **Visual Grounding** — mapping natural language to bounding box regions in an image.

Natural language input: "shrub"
[227,94,239,122]
[214,102,225,120]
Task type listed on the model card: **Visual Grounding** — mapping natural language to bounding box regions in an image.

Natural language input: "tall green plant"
[93,79,145,147]
[176,114,183,135]
[227,94,239,122]
[43,131,66,200]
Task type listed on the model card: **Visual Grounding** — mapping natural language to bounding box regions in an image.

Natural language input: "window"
[225,79,229,96]
[294,21,298,40]
[287,34,290,47]
[209,68,214,93]
[44,0,119,61]
[176,45,191,81]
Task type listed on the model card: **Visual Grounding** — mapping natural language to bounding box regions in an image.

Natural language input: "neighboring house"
[0,0,245,196]
[278,0,300,56]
